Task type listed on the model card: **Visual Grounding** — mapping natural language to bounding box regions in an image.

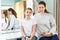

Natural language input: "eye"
[29,12,31,13]
[27,11,28,13]
[42,7,44,8]
[39,7,41,8]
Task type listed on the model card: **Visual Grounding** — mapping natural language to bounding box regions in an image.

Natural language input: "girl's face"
[2,13,5,18]
[25,9,32,17]
[38,4,46,13]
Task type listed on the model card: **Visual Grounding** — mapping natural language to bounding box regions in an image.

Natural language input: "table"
[0,29,22,40]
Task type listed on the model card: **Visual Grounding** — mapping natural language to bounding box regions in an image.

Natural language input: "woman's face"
[2,13,5,18]
[25,9,32,17]
[38,4,46,13]
[7,11,12,15]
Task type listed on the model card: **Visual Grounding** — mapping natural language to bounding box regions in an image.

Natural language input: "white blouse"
[1,18,8,30]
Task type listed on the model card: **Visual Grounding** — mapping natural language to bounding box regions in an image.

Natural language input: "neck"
[41,12,45,14]
[25,16,30,20]
[39,11,45,14]
[8,14,11,18]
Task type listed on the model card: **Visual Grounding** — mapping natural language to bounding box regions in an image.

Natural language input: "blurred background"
[1,0,56,21]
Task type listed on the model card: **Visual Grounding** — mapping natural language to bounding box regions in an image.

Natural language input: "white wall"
[26,0,33,10]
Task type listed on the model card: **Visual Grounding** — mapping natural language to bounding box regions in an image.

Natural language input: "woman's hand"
[3,28,8,31]
[42,32,52,37]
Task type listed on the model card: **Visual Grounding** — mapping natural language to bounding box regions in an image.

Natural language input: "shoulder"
[19,19,25,26]
[45,13,55,20]
[34,13,40,18]
[10,15,17,20]
[34,13,39,16]
[11,15,15,18]
[45,13,53,17]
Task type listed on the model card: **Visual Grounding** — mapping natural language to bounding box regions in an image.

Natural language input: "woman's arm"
[41,14,57,37]
[49,14,57,35]
[7,16,15,30]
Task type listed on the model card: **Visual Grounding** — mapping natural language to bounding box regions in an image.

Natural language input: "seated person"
[20,8,37,40]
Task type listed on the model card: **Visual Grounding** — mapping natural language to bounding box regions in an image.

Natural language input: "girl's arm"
[20,20,26,37]
[30,24,37,38]
[20,26,26,37]
[30,19,37,39]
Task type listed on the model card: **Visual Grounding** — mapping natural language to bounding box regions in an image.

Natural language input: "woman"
[1,10,8,31]
[6,8,19,30]
[20,8,37,40]
[34,1,58,40]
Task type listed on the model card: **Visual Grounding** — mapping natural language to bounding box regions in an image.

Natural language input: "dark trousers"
[39,35,58,40]
[17,38,21,40]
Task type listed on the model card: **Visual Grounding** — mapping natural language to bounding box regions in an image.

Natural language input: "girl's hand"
[26,37,28,40]
[26,37,31,40]
[3,28,8,31]
[26,36,32,40]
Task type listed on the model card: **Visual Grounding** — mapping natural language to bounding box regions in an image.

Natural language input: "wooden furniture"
[14,1,26,21]
[57,0,60,40]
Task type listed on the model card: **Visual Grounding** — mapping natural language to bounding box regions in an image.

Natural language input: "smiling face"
[25,9,32,17]
[38,4,46,13]
[7,10,13,18]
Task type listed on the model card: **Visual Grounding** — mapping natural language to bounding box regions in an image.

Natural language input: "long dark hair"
[3,10,7,23]
[8,8,17,18]
[39,1,49,13]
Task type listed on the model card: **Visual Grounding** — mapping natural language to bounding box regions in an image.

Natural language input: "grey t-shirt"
[34,13,57,38]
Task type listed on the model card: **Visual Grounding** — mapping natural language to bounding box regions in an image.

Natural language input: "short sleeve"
[32,18,37,25]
